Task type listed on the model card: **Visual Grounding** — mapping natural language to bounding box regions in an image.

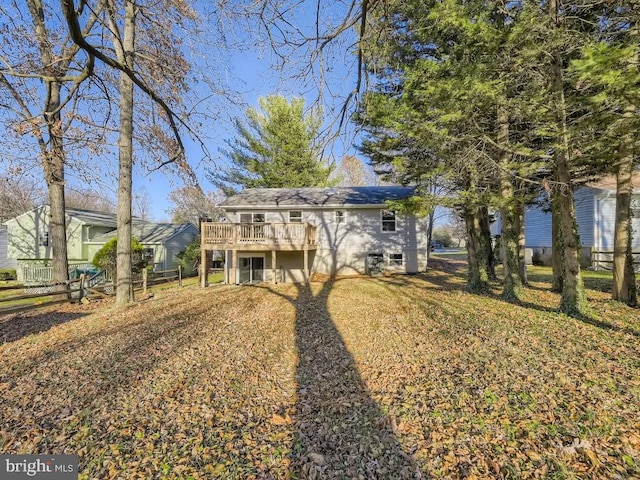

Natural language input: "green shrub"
[432,228,454,248]
[177,237,201,276]
[0,269,17,281]
[92,237,147,278]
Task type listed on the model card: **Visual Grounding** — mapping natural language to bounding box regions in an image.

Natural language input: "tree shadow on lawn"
[0,310,89,345]
[1,296,218,398]
[526,268,614,294]
[406,265,640,339]
[259,280,417,479]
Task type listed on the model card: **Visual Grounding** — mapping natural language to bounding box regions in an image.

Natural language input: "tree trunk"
[27,0,70,290]
[44,94,70,291]
[551,189,563,292]
[425,208,435,270]
[612,131,637,306]
[550,0,586,316]
[465,206,489,292]
[479,206,496,281]
[497,106,520,298]
[515,201,527,285]
[115,0,136,306]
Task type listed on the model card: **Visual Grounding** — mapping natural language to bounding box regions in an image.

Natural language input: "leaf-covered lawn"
[0,266,639,479]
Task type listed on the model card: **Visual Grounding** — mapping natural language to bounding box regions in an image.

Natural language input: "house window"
[240,213,265,223]
[335,210,345,223]
[142,248,155,260]
[381,210,396,232]
[289,211,302,223]
[387,253,404,266]
[39,231,49,247]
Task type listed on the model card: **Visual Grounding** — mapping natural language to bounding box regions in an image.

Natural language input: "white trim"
[288,210,303,223]
[387,252,404,267]
[237,253,266,283]
[240,212,266,223]
[380,209,397,233]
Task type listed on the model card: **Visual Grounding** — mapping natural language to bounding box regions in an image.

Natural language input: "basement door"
[238,255,265,284]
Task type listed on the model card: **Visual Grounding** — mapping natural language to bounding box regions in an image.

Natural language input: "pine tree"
[571,4,639,306]
[211,95,334,194]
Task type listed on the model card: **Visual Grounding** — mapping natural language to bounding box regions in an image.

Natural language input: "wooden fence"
[0,266,184,315]
[591,251,640,271]
[0,278,84,315]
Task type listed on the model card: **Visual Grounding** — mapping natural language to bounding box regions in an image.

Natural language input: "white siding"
[224,206,429,280]
[574,187,595,247]
[594,192,640,251]
[525,187,595,248]
[524,202,552,248]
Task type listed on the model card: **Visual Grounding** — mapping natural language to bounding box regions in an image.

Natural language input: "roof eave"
[222,203,396,210]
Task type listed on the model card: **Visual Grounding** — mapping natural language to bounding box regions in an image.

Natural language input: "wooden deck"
[201,222,317,251]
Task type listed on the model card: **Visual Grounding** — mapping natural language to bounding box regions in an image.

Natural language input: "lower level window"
[388,253,404,266]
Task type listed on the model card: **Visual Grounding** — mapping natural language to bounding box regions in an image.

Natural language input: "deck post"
[272,250,277,284]
[233,249,239,285]
[78,274,86,302]
[201,247,207,288]
[143,268,148,294]
[303,224,310,282]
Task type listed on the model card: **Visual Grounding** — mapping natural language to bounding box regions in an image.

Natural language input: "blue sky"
[137,6,365,221]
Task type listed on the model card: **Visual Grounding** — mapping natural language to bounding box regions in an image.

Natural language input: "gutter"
[221,203,399,210]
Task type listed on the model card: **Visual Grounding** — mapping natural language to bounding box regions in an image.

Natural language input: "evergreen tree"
[358,0,535,293]
[211,95,334,194]
[570,4,639,306]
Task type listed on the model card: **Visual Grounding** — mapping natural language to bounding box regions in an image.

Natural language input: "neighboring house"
[0,226,17,270]
[4,206,197,281]
[201,186,428,284]
[494,175,640,268]
[85,221,198,272]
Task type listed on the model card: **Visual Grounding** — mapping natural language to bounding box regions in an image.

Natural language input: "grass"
[0,272,225,312]
[0,283,59,310]
[147,271,224,293]
[0,265,638,479]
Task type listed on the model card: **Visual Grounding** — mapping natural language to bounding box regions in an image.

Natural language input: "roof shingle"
[221,186,416,208]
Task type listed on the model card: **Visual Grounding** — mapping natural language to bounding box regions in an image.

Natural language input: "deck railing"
[201,222,317,249]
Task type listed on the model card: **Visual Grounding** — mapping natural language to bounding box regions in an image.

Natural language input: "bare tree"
[61,0,207,304]
[1,0,108,288]
[167,187,224,226]
[111,0,136,305]
[0,174,46,222]
[65,188,116,212]
[334,155,376,186]
[133,188,152,221]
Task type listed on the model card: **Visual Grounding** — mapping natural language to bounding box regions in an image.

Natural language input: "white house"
[201,186,429,284]
[495,175,640,268]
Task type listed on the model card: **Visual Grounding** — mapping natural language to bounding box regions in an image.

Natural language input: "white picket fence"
[19,263,94,284]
